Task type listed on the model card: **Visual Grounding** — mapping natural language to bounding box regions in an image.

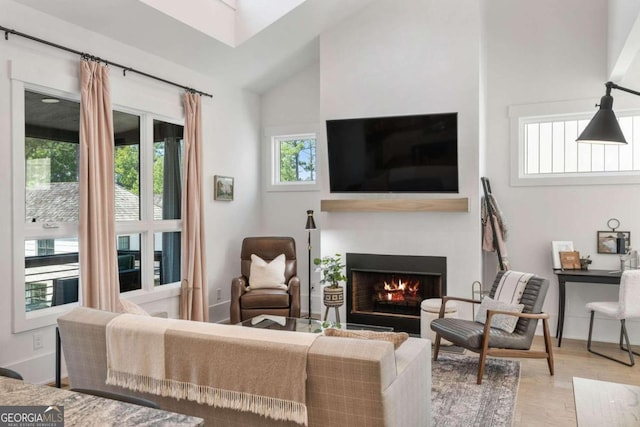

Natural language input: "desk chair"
[587,269,640,366]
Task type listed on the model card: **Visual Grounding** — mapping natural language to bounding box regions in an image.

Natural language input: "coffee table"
[238,315,393,333]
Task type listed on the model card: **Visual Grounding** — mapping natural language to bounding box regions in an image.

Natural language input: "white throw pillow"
[474,296,524,333]
[249,253,288,290]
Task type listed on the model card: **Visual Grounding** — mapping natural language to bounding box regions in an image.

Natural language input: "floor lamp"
[305,210,317,319]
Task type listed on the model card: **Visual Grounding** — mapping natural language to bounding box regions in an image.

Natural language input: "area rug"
[431,353,520,427]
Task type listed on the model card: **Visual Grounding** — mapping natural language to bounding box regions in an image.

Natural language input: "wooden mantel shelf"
[320,197,469,212]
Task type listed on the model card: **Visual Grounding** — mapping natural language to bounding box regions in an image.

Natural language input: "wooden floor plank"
[514,336,640,426]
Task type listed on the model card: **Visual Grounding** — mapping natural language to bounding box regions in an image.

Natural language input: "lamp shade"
[576,94,628,144]
[305,210,316,230]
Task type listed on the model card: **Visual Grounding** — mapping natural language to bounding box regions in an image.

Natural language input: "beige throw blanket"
[106,314,319,425]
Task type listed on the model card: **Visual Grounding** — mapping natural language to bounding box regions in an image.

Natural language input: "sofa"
[57,307,431,427]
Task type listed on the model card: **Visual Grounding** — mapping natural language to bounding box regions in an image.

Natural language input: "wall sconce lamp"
[576,81,640,145]
[305,210,317,319]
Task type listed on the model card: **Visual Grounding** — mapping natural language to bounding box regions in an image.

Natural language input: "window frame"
[510,98,640,187]
[12,72,183,333]
[264,124,320,192]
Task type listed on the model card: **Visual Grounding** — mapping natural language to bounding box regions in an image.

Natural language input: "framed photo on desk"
[551,241,574,269]
[559,251,581,269]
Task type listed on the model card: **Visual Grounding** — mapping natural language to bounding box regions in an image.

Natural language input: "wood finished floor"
[512,336,640,426]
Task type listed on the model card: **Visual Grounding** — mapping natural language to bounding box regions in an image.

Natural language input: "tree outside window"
[274,134,316,184]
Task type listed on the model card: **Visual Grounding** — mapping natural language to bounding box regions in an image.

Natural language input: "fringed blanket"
[106,314,319,425]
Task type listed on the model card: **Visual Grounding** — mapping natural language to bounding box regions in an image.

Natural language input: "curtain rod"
[1,25,213,98]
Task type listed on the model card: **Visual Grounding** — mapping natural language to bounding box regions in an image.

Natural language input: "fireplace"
[347,253,446,334]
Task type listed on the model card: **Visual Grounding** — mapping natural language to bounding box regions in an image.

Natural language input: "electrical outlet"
[33,333,43,350]
[216,288,222,301]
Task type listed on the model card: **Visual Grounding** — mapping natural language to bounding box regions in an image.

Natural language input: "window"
[23,91,81,314]
[266,129,318,191]
[19,89,183,316]
[37,239,55,256]
[117,235,130,250]
[510,101,640,186]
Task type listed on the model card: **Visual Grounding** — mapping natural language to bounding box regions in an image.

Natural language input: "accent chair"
[430,271,554,384]
[230,236,301,325]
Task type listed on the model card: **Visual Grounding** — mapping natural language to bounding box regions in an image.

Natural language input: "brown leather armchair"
[230,237,301,325]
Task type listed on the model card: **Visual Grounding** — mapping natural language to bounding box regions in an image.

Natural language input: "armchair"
[230,237,301,325]
[431,271,554,384]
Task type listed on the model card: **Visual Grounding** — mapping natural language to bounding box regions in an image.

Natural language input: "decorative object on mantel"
[304,210,317,319]
[314,254,346,322]
[597,218,630,254]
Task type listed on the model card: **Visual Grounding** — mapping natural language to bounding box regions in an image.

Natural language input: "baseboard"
[7,350,63,385]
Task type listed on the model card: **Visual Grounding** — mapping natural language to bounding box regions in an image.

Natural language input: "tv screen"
[326,113,458,193]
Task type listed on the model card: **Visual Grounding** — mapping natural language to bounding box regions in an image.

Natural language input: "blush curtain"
[181,93,208,321]
[79,59,119,311]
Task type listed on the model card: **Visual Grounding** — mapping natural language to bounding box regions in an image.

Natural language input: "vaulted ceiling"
[14,0,375,93]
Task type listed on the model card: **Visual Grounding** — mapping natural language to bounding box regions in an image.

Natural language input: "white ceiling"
[14,0,376,93]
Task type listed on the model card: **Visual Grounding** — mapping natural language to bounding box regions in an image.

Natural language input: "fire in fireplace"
[347,253,446,334]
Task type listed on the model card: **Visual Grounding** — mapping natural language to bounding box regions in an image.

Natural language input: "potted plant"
[314,253,347,311]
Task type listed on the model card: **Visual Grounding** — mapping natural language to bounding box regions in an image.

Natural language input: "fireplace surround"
[346,253,447,334]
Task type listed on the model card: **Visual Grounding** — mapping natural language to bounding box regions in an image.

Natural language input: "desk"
[0,377,204,426]
[554,269,621,347]
[573,377,640,426]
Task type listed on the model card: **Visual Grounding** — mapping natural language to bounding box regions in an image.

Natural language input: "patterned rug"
[431,353,520,427]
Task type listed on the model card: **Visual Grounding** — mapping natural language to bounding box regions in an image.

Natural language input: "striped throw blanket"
[106,314,318,425]
[494,271,533,304]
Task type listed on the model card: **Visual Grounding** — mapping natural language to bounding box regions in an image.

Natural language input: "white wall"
[484,0,640,342]
[261,0,484,322]
[0,0,262,383]
[261,64,322,316]
[317,0,483,322]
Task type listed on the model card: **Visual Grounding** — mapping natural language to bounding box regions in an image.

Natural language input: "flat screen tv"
[326,113,458,193]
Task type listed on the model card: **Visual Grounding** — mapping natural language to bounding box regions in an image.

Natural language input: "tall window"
[22,89,184,314]
[24,91,81,312]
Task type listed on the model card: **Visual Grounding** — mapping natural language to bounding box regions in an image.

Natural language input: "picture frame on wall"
[214,175,234,201]
[597,231,630,254]
[551,241,574,269]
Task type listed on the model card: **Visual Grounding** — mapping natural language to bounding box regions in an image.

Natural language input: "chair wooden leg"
[477,327,491,384]
[542,317,554,375]
[433,333,441,361]
[477,348,487,385]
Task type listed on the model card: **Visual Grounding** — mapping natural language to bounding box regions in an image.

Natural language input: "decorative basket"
[323,286,344,307]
